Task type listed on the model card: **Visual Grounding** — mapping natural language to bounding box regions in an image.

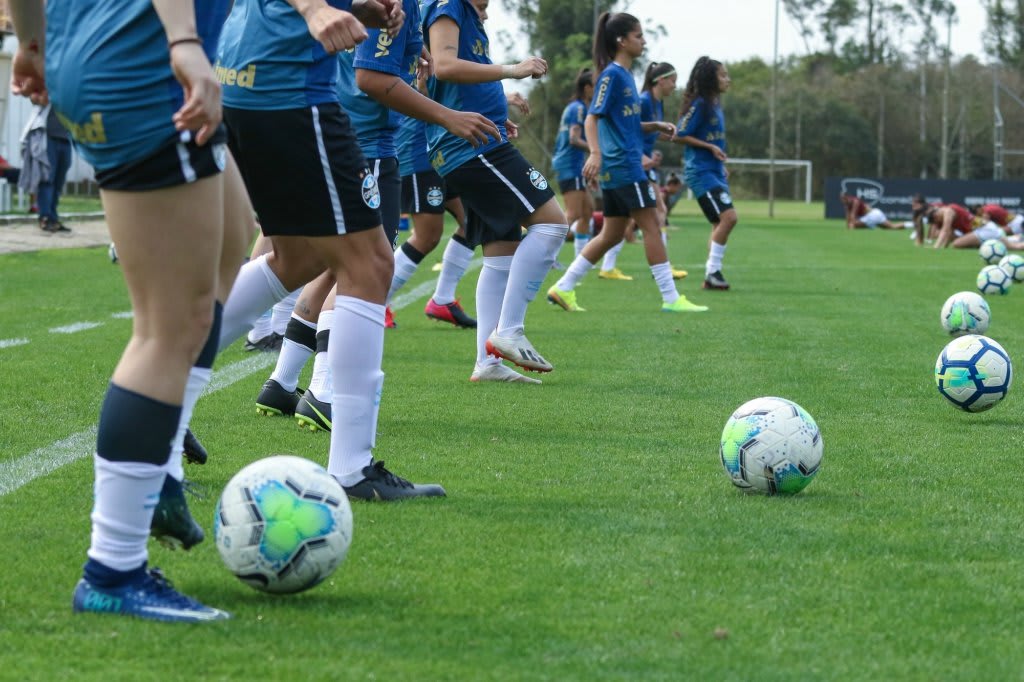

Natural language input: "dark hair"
[593,12,640,73]
[665,173,682,186]
[679,56,724,119]
[573,67,593,102]
[642,61,676,93]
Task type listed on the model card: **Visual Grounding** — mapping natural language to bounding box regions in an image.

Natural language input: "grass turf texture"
[1,201,1022,680]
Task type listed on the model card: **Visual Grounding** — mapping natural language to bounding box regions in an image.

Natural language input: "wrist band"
[169,37,203,50]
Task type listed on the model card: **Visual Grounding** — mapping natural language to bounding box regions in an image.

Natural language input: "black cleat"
[182,428,208,465]
[702,270,731,290]
[295,392,332,432]
[151,476,205,550]
[340,460,446,501]
[255,379,305,417]
[244,332,283,352]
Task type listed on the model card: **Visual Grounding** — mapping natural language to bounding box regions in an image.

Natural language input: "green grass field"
[1,202,1022,681]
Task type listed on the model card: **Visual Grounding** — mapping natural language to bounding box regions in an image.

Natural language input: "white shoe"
[470,363,542,384]
[485,330,553,372]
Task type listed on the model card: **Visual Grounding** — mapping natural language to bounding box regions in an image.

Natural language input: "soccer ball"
[999,254,1024,283]
[940,291,990,336]
[979,239,1008,264]
[215,455,353,594]
[719,397,823,495]
[977,265,1012,295]
[108,242,118,264]
[934,335,1013,412]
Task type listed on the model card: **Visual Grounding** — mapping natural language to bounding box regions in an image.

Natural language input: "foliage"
[983,0,1024,69]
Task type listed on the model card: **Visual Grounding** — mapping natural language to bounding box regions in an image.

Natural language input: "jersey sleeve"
[640,93,654,123]
[676,98,705,139]
[423,0,463,33]
[353,27,407,75]
[589,71,616,117]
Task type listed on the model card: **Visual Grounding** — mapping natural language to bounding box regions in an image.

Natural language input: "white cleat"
[485,330,553,373]
[470,362,542,384]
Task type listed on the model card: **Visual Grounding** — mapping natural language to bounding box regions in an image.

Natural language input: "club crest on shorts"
[528,168,549,191]
[720,191,732,204]
[648,184,657,201]
[426,187,444,207]
[213,143,227,172]
[361,172,381,209]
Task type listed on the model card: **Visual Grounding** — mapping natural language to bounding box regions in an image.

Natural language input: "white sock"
[707,241,727,275]
[388,247,420,302]
[602,239,625,271]
[247,310,272,344]
[219,255,291,351]
[433,238,474,305]
[476,255,512,366]
[269,316,317,393]
[165,366,212,481]
[88,458,164,572]
[555,253,596,292]
[327,296,385,484]
[271,289,301,335]
[497,223,567,336]
[573,227,590,259]
[307,309,334,402]
[650,262,679,303]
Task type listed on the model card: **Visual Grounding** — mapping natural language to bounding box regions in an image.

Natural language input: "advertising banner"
[824,177,1024,220]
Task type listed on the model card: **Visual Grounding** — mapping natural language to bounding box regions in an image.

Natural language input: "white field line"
[0,260,480,497]
[49,321,104,334]
[0,338,29,349]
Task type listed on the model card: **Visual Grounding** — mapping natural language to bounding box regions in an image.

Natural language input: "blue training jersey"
[639,90,663,157]
[589,62,647,189]
[397,115,432,176]
[676,96,728,195]
[217,0,354,110]
[550,99,587,181]
[44,0,230,170]
[337,0,423,159]
[422,0,507,176]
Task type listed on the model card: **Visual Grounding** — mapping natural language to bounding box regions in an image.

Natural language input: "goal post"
[727,158,813,203]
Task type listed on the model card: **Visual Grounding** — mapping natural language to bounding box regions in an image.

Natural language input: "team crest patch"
[426,187,444,207]
[648,184,657,201]
[361,172,381,210]
[212,143,227,172]
[528,169,549,191]
[720,191,732,204]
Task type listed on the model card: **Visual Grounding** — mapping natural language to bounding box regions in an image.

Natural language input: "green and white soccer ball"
[979,239,1008,264]
[934,334,1013,412]
[215,455,353,594]
[999,254,1024,283]
[720,397,823,495]
[940,291,990,336]
[977,265,1012,295]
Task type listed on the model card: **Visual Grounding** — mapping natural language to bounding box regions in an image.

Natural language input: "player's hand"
[657,121,676,138]
[306,6,368,53]
[443,111,501,147]
[506,91,530,116]
[351,0,404,36]
[169,42,222,145]
[712,147,728,162]
[511,56,547,80]
[583,152,601,183]
[417,46,434,82]
[11,43,48,105]
[504,119,519,140]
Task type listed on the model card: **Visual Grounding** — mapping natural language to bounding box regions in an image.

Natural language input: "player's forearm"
[151,0,199,42]
[356,69,450,125]
[433,54,506,84]
[569,128,588,151]
[584,115,600,155]
[8,0,46,49]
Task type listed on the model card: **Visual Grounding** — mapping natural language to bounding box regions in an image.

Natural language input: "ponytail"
[642,61,676,93]
[679,55,723,119]
[592,12,640,73]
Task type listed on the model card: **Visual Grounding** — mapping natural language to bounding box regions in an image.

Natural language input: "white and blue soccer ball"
[108,242,118,264]
[977,265,1012,295]
[215,455,353,594]
[999,254,1024,283]
[934,335,1013,412]
[940,291,991,336]
[979,239,1008,264]
[719,397,823,495]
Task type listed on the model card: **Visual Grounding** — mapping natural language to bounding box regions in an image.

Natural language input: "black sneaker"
[151,476,205,550]
[244,332,283,352]
[256,379,305,416]
[182,428,208,465]
[702,270,731,290]
[340,460,446,501]
[294,392,332,432]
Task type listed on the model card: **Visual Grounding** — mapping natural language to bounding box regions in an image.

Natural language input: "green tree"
[983,0,1024,69]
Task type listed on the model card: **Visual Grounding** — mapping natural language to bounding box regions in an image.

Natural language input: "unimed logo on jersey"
[840,178,884,207]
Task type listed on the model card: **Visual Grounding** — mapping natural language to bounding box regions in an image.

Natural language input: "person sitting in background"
[840,192,899,230]
[953,203,1024,249]
[661,173,684,223]
[923,202,973,249]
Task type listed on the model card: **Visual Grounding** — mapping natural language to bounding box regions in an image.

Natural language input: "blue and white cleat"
[72,567,230,623]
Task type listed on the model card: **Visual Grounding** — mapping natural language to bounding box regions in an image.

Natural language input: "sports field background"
[1,202,1022,680]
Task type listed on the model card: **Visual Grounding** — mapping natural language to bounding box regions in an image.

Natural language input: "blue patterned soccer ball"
[979,239,1008,264]
[720,397,823,495]
[977,265,1012,295]
[999,254,1024,283]
[940,291,990,336]
[934,335,1013,412]
[215,455,353,594]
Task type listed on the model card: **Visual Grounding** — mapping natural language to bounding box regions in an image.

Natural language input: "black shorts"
[558,176,586,194]
[95,127,228,191]
[401,169,457,215]
[444,143,555,245]
[601,181,659,218]
[696,187,735,224]
[369,157,401,249]
[223,103,381,237]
